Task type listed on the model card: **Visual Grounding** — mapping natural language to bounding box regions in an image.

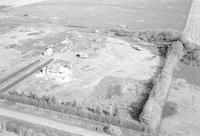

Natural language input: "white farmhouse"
[46,62,72,83]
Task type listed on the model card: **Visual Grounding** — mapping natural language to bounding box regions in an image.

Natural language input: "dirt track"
[0,107,110,136]
[0,58,53,93]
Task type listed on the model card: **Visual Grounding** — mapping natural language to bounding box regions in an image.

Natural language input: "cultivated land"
[3,0,192,30]
[1,0,200,136]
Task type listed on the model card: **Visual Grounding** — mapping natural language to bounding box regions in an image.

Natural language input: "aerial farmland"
[0,0,200,136]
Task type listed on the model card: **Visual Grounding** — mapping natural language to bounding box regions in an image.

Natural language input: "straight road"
[0,60,40,84]
[0,58,53,93]
[0,107,110,136]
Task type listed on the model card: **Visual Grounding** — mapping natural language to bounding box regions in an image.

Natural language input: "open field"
[1,0,200,136]
[2,0,192,30]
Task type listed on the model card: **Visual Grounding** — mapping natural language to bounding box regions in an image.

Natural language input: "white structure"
[41,47,53,57]
[36,60,73,83]
[47,63,72,82]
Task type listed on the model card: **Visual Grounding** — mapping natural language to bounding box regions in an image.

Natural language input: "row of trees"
[0,91,145,131]
[139,41,184,134]
[109,26,181,43]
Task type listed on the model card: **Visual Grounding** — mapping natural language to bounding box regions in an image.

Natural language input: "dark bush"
[136,29,180,43]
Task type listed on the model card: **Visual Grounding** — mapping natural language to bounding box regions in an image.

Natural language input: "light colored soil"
[160,78,200,136]
[0,23,66,81]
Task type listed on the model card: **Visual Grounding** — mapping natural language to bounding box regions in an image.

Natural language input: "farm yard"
[5,28,160,122]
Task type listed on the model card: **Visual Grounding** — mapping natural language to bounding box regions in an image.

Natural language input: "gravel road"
[0,107,110,136]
